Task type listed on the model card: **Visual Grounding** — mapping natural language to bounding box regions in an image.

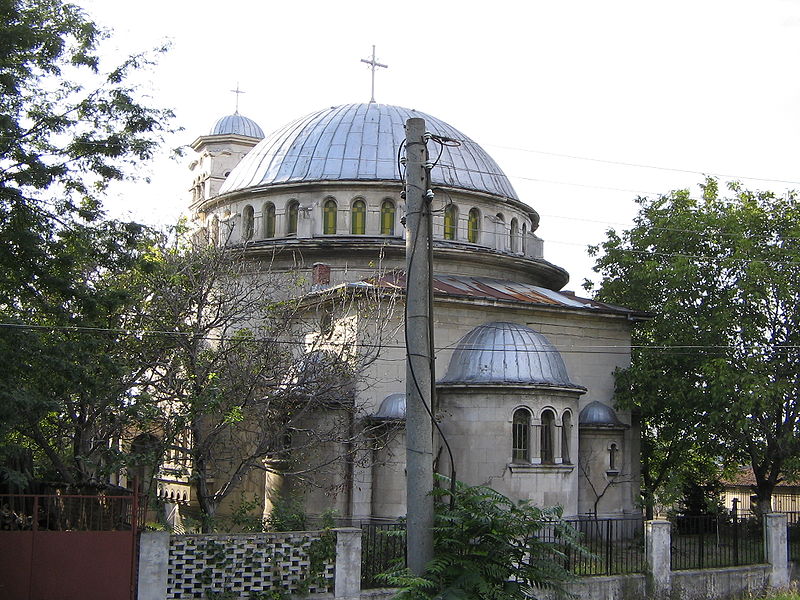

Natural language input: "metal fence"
[540,516,646,576]
[0,492,145,531]
[670,514,764,570]
[787,512,800,562]
[360,521,406,588]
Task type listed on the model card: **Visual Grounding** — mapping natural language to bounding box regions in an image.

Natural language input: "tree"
[136,237,399,528]
[0,0,175,487]
[588,178,800,515]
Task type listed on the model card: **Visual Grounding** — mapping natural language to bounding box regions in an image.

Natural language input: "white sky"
[75,0,800,290]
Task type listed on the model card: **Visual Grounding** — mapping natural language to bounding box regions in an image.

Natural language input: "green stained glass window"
[380,200,395,235]
[323,199,337,234]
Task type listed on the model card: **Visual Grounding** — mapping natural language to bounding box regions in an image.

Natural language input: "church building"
[175,101,645,521]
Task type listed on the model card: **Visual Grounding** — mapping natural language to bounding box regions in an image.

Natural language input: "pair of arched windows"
[512,408,572,465]
[259,201,296,238]
[443,205,482,243]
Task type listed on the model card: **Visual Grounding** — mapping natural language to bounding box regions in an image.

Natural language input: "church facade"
[178,102,645,521]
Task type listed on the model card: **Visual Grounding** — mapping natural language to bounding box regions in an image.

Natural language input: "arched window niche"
[286,200,299,236]
[510,217,519,253]
[512,407,531,463]
[561,411,572,465]
[242,205,254,241]
[351,198,366,235]
[521,222,527,255]
[263,202,276,238]
[467,208,480,243]
[495,213,505,251]
[380,199,396,235]
[609,442,620,473]
[323,198,337,235]
[443,204,458,240]
[540,409,556,465]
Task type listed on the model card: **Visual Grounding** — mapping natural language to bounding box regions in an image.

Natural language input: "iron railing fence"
[359,521,406,588]
[0,493,145,532]
[786,511,800,562]
[670,514,764,570]
[539,516,646,576]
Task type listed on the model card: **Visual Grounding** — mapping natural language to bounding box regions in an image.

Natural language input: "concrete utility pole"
[404,117,435,574]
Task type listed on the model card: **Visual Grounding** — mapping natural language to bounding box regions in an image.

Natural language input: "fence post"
[645,520,672,600]
[137,531,170,600]
[334,527,362,600]
[764,513,789,591]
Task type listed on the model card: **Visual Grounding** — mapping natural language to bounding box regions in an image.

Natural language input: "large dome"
[439,322,579,387]
[219,103,518,199]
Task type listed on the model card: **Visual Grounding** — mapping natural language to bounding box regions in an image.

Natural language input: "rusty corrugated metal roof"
[362,272,644,317]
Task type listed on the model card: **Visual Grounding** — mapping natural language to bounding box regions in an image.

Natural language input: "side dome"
[373,393,406,420]
[219,103,518,199]
[439,322,579,387]
[579,401,627,428]
[211,113,265,138]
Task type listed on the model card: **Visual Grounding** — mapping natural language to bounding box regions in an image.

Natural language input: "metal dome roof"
[579,401,626,427]
[373,393,406,420]
[439,322,578,387]
[211,113,265,138]
[219,103,518,199]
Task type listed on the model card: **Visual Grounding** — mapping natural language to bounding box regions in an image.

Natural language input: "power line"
[1,321,798,355]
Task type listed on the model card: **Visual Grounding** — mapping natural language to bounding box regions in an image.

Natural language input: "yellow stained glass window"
[443,204,457,240]
[380,200,395,235]
[351,199,366,235]
[323,199,337,234]
[467,208,480,243]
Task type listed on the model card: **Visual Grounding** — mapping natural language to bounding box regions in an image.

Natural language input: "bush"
[381,477,583,600]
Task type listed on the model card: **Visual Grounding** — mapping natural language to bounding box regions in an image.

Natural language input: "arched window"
[512,408,531,462]
[351,199,366,235]
[380,199,395,235]
[521,222,527,254]
[287,200,299,235]
[510,218,519,253]
[540,409,555,464]
[468,208,480,243]
[210,215,220,247]
[323,198,337,234]
[242,205,254,241]
[561,411,572,465]
[443,204,458,240]
[263,202,276,238]
[609,443,619,471]
[495,213,505,250]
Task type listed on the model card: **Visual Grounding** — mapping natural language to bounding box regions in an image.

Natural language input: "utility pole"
[404,117,435,574]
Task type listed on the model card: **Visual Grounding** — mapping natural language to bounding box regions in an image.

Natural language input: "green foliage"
[381,477,581,600]
[266,495,309,532]
[0,0,176,488]
[589,179,800,514]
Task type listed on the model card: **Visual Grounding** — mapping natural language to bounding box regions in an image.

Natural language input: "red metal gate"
[0,492,143,600]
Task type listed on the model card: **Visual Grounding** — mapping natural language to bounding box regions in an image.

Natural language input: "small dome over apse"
[373,393,406,420]
[210,113,265,138]
[579,401,627,428]
[439,322,582,388]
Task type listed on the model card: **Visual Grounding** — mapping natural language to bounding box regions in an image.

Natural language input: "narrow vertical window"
[242,205,254,241]
[468,208,480,243]
[323,198,337,234]
[287,200,299,235]
[443,204,457,240]
[512,408,530,462]
[510,218,519,253]
[211,215,220,247]
[351,199,366,235]
[609,443,619,471]
[263,202,275,238]
[561,412,572,464]
[380,200,395,235]
[541,409,555,464]
[521,223,527,254]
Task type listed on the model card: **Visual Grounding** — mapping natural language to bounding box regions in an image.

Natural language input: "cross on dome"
[360,45,388,104]
[230,83,246,114]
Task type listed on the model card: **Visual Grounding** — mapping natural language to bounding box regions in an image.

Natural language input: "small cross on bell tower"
[360,45,388,104]
[230,82,245,114]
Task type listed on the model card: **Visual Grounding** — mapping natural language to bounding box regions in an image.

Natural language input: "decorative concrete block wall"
[164,531,334,599]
